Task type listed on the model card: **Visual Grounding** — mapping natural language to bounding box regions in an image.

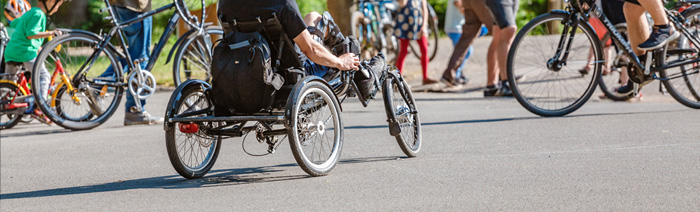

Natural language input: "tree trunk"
[327,0,354,35]
[547,0,562,34]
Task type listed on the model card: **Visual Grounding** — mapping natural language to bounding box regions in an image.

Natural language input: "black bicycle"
[507,0,700,116]
[31,0,220,130]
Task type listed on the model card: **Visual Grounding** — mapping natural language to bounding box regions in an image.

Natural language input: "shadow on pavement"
[0,156,398,200]
[346,109,691,130]
[0,129,71,138]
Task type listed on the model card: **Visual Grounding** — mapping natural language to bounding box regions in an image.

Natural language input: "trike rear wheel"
[165,84,221,179]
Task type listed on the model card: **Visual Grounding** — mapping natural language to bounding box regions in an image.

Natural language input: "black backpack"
[210,23,284,115]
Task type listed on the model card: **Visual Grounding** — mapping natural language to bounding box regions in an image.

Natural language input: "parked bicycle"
[30,0,220,130]
[352,0,400,62]
[507,0,700,117]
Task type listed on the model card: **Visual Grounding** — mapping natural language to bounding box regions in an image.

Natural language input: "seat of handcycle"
[217,13,325,113]
[222,13,305,79]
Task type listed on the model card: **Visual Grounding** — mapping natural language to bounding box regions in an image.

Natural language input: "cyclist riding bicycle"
[614,0,680,95]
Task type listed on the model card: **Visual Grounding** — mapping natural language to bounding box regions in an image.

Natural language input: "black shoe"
[496,82,514,97]
[638,25,680,50]
[615,81,635,96]
[484,86,498,97]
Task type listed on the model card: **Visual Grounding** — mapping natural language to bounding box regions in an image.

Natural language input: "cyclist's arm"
[293,29,359,71]
[27,30,61,40]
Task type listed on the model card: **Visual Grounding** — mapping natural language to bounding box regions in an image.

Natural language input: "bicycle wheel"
[165,84,221,179]
[382,71,421,157]
[0,82,24,129]
[659,8,700,109]
[352,11,377,60]
[174,0,207,30]
[287,79,343,176]
[172,26,223,86]
[508,13,602,117]
[32,32,123,130]
[598,23,633,101]
[409,4,439,62]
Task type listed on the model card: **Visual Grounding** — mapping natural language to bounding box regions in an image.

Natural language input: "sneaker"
[614,81,635,96]
[638,25,680,50]
[496,82,514,97]
[456,76,470,85]
[484,86,498,97]
[124,111,164,126]
[440,77,456,87]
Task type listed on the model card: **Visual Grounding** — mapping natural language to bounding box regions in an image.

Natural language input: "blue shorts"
[303,60,331,78]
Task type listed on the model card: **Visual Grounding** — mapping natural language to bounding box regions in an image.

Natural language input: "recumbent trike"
[163,13,422,179]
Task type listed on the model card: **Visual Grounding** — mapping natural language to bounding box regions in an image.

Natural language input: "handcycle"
[164,14,422,179]
[30,0,221,130]
[507,0,700,116]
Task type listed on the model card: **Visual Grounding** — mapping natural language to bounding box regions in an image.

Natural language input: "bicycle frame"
[72,0,187,86]
[560,0,700,82]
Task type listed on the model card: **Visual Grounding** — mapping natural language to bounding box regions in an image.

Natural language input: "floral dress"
[394,0,424,40]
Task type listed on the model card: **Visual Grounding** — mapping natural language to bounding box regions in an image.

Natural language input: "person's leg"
[118,7,152,113]
[636,0,668,26]
[616,2,649,94]
[304,12,322,26]
[447,32,471,81]
[625,3,650,55]
[396,38,410,74]
[417,36,436,84]
[24,60,49,98]
[497,25,517,82]
[486,25,500,87]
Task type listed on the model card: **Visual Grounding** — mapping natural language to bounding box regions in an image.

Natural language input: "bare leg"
[497,25,517,81]
[487,25,499,86]
[623,3,650,85]
[636,0,668,26]
[304,12,322,27]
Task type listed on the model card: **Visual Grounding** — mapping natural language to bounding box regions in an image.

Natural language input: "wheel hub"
[547,58,563,72]
[316,121,325,135]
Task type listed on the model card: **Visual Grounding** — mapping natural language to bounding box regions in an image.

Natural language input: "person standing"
[100,0,162,125]
[481,0,519,97]
[440,0,494,88]
[444,0,488,85]
[394,0,438,85]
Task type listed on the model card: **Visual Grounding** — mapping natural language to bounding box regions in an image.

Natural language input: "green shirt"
[4,8,46,63]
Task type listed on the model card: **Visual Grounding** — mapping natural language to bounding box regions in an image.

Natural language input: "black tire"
[507,13,602,117]
[352,10,378,61]
[0,82,24,129]
[382,71,422,157]
[598,23,634,101]
[287,79,343,176]
[32,32,124,130]
[409,4,439,62]
[54,85,94,122]
[172,26,223,86]
[659,7,700,109]
[165,83,221,179]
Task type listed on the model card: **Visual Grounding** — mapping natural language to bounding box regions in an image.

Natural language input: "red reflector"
[178,123,199,134]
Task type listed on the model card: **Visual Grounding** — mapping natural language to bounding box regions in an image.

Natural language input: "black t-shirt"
[218,0,307,42]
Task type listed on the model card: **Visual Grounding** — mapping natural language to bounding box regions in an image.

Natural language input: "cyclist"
[615,0,679,95]
[2,0,65,124]
[217,0,361,78]
[98,0,161,126]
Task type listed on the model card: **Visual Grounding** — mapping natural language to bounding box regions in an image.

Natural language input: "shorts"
[624,0,641,6]
[486,0,519,29]
[303,60,331,78]
[602,0,627,25]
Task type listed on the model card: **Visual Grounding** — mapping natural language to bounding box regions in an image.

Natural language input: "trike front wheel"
[382,72,421,157]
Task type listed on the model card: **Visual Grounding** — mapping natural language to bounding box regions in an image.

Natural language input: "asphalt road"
[2,37,700,211]
[2,88,700,211]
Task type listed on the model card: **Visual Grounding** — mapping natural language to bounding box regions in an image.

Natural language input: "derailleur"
[255,124,279,153]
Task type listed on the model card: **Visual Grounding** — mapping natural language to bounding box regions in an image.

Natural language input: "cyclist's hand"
[51,30,62,37]
[338,53,360,71]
